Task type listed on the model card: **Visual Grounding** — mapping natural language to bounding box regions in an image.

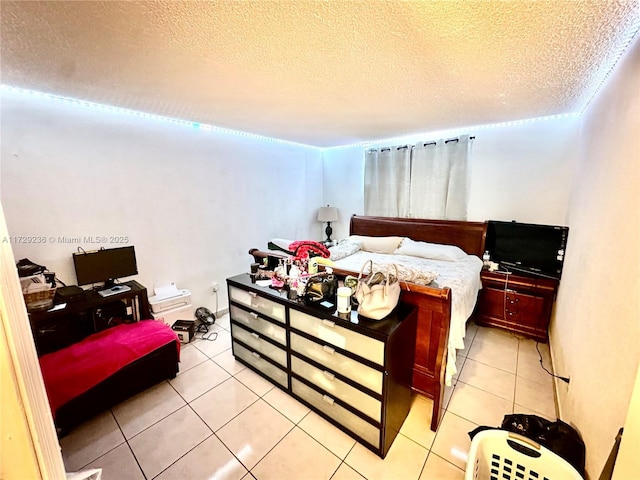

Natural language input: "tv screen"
[73,246,138,286]
[486,221,568,279]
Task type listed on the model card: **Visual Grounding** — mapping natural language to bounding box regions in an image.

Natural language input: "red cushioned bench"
[39,320,180,435]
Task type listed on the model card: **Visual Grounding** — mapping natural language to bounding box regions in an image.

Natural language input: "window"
[364,135,471,220]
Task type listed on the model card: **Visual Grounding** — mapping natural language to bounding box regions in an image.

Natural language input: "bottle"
[482,251,491,267]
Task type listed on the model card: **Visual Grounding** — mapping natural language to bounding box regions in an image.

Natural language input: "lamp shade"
[317,206,338,223]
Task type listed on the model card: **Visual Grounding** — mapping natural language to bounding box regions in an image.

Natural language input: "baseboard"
[549,342,564,419]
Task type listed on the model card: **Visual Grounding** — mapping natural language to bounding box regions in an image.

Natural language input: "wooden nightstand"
[474,270,559,342]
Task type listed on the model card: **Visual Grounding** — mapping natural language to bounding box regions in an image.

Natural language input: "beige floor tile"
[263,386,311,423]
[214,347,248,375]
[215,312,232,331]
[516,354,556,388]
[457,358,516,402]
[448,381,513,427]
[419,453,464,480]
[330,463,366,480]
[234,366,276,397]
[169,358,230,402]
[112,381,186,439]
[518,338,552,365]
[177,343,209,373]
[430,412,477,470]
[216,399,294,470]
[467,337,518,373]
[190,377,258,431]
[193,329,233,358]
[84,443,145,480]
[399,395,437,450]
[61,411,125,471]
[154,434,247,480]
[474,326,520,347]
[451,353,466,383]
[128,405,212,479]
[443,384,456,410]
[298,411,357,460]
[344,434,428,480]
[252,427,342,480]
[514,376,557,419]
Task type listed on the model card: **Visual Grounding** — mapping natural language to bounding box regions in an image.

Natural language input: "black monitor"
[486,221,569,280]
[73,246,138,287]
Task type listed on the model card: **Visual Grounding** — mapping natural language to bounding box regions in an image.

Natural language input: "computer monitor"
[73,246,138,288]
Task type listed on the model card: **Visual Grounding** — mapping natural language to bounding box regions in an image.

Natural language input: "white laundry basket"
[465,429,583,480]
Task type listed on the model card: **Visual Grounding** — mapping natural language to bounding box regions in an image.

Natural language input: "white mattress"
[332,251,483,385]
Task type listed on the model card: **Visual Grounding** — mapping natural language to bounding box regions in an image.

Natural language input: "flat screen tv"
[73,246,138,287]
[486,221,569,280]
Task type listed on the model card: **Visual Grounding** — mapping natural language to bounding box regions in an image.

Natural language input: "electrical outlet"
[212,282,219,293]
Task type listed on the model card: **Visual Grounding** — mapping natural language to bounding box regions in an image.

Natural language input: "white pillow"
[350,235,404,254]
[395,238,467,262]
[329,239,361,261]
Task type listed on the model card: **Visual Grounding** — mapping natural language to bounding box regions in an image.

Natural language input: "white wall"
[551,35,640,478]
[0,91,323,312]
[322,117,580,234]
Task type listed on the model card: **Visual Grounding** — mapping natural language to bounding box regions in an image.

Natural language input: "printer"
[149,282,194,328]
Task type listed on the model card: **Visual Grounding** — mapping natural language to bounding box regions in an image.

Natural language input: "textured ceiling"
[1,1,638,147]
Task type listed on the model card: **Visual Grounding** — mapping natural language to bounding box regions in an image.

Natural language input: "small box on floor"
[172,319,195,343]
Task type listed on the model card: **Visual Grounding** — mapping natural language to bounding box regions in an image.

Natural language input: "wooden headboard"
[349,215,487,257]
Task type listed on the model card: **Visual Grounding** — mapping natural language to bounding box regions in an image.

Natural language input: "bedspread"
[332,251,483,385]
[39,320,180,417]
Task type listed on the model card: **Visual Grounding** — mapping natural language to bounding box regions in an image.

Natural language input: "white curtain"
[364,135,471,220]
[410,135,471,220]
[364,146,411,217]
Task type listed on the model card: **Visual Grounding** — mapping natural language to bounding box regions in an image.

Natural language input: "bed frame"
[250,215,487,430]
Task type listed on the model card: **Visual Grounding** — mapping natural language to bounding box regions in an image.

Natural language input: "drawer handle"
[323,370,336,381]
[251,332,260,340]
[250,312,259,319]
[321,319,335,328]
[249,291,258,298]
[322,345,335,355]
[251,351,261,359]
[322,395,335,406]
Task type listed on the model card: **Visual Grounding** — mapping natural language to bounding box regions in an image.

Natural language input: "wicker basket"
[24,287,56,312]
[465,429,583,480]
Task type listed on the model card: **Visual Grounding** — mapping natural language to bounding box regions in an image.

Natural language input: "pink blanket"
[39,320,180,417]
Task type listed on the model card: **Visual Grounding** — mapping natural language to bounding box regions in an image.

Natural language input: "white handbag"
[355,260,401,320]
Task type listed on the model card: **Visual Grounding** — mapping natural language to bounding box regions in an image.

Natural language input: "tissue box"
[171,320,195,343]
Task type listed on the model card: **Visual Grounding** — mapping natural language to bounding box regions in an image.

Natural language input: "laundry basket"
[465,429,583,480]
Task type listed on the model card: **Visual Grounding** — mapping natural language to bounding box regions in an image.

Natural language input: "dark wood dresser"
[226,273,417,458]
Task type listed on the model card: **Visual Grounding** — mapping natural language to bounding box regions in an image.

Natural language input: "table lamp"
[317,205,339,244]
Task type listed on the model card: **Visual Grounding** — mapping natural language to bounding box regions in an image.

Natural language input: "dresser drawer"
[291,356,381,422]
[233,341,288,388]
[229,286,286,324]
[290,310,384,366]
[230,305,286,345]
[231,324,287,367]
[290,333,383,394]
[292,379,379,449]
[505,292,544,327]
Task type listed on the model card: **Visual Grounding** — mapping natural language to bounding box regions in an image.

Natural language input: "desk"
[29,280,151,355]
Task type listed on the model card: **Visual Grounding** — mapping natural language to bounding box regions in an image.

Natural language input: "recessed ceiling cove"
[1,1,638,147]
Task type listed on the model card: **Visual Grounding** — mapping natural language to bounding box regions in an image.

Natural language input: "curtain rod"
[370,135,475,152]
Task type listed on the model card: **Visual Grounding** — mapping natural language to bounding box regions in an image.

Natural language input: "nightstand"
[474,270,559,342]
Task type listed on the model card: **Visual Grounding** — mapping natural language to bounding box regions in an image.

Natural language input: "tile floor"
[60,315,558,480]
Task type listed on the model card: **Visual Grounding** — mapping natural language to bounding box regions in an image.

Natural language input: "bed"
[39,320,181,435]
[250,215,487,430]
